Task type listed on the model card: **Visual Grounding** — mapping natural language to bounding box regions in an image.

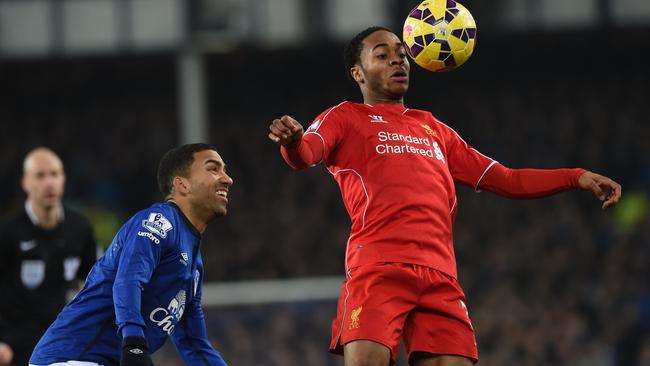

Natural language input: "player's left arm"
[441,122,622,209]
[479,164,622,208]
[170,290,227,365]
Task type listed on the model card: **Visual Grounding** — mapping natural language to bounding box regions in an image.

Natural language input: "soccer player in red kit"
[268,27,621,366]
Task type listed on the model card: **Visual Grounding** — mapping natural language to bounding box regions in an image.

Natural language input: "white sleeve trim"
[475,161,498,192]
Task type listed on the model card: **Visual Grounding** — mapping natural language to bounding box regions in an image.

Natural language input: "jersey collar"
[167,201,202,238]
[25,199,65,226]
[365,103,409,115]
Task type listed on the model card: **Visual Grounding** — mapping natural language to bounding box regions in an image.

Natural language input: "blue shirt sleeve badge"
[142,213,173,238]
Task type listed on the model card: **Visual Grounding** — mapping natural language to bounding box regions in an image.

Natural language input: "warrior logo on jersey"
[369,115,388,123]
[149,290,186,334]
[142,213,173,238]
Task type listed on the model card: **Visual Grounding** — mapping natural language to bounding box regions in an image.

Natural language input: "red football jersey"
[299,102,495,278]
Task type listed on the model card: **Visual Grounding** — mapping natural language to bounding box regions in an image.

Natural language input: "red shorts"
[329,262,478,364]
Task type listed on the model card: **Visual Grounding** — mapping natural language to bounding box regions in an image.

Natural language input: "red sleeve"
[478,163,587,199]
[438,120,495,188]
[279,102,348,170]
[280,134,324,170]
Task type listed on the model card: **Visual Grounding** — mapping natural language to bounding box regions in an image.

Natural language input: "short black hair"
[343,26,392,81]
[157,143,216,197]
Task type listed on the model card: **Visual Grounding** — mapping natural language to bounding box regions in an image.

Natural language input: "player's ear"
[351,65,364,84]
[172,176,190,195]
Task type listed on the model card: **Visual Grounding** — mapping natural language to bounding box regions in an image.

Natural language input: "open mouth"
[216,189,228,202]
[391,70,408,81]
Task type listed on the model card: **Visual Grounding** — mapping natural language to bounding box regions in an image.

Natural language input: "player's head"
[157,143,233,217]
[344,26,410,103]
[22,147,66,210]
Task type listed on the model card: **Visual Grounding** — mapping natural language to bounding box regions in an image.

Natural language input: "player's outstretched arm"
[478,164,621,209]
[577,171,622,209]
[268,115,304,146]
[269,115,324,170]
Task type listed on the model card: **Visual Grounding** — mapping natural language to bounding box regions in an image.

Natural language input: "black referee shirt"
[0,202,97,365]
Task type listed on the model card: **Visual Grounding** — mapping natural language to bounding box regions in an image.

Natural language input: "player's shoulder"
[128,202,178,240]
[317,101,360,117]
[404,106,437,120]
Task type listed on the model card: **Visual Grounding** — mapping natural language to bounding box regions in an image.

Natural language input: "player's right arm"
[269,104,348,169]
[269,115,323,170]
[111,212,164,366]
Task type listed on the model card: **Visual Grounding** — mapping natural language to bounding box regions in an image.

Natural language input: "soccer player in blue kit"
[29,143,233,366]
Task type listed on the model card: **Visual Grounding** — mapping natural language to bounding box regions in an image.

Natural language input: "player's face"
[186,150,233,217]
[356,30,410,101]
[22,151,66,210]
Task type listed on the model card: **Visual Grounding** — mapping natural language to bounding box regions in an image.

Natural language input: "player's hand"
[269,115,304,146]
[120,336,153,366]
[0,342,13,366]
[578,171,622,209]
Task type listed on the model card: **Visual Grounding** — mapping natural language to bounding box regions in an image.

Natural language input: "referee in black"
[0,147,98,366]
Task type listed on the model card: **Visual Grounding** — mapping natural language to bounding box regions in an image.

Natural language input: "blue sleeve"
[171,283,227,365]
[112,214,165,337]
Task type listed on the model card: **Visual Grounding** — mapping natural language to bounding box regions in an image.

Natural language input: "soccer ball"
[403,0,477,72]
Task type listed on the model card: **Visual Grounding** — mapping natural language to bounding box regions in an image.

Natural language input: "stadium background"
[1,0,649,364]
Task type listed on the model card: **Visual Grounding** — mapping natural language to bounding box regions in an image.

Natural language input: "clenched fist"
[269,115,304,146]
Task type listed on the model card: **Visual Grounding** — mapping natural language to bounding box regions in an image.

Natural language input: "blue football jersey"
[30,202,227,366]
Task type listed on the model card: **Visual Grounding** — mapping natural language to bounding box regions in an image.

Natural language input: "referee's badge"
[21,259,45,289]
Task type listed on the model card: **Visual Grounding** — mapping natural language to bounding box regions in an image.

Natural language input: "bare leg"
[411,352,474,366]
[344,340,392,366]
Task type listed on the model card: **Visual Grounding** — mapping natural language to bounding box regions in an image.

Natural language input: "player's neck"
[168,198,208,234]
[362,93,404,106]
[30,201,61,229]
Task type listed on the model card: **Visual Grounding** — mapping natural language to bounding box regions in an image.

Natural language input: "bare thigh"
[411,352,474,366]
[344,340,392,366]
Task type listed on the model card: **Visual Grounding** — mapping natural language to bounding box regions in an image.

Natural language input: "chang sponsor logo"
[149,290,186,334]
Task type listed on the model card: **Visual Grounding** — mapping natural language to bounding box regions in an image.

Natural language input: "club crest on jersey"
[420,124,437,137]
[369,115,388,123]
[306,118,322,132]
[149,289,186,335]
[350,306,362,329]
[142,213,173,238]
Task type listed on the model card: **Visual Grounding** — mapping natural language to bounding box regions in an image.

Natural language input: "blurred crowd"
[1,28,649,365]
